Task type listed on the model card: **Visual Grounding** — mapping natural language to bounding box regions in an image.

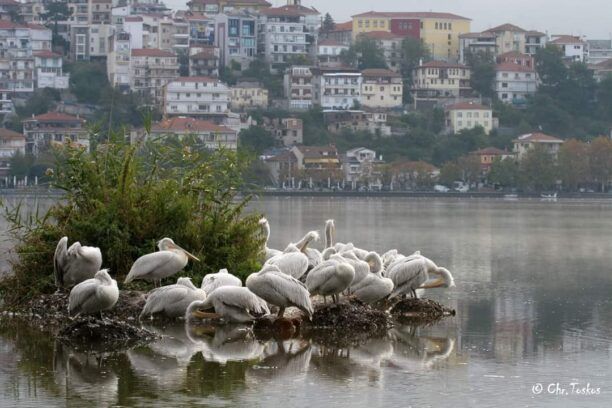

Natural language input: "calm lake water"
[1,196,612,407]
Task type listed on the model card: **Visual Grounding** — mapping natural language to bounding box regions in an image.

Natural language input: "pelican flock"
[55,218,455,326]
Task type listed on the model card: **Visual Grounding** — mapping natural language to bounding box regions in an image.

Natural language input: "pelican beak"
[419,278,445,289]
[191,309,221,319]
[172,243,200,261]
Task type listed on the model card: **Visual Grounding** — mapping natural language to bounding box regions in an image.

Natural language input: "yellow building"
[351,11,471,61]
[230,82,269,110]
[361,68,403,109]
[445,102,493,134]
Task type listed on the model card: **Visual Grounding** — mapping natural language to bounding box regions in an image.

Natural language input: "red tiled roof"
[472,147,508,156]
[188,0,270,5]
[152,117,233,133]
[593,58,612,70]
[190,47,218,59]
[0,20,25,29]
[26,23,48,30]
[420,60,467,69]
[352,11,470,20]
[498,51,531,59]
[446,102,490,110]
[266,150,297,163]
[487,23,526,33]
[459,32,492,39]
[33,50,62,58]
[513,132,563,143]
[362,68,401,78]
[549,35,585,45]
[0,128,24,140]
[496,62,535,73]
[332,21,353,32]
[525,30,546,36]
[261,4,319,17]
[124,16,143,22]
[131,48,176,57]
[27,112,84,123]
[361,30,405,40]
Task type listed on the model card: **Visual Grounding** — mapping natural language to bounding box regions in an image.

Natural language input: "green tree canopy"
[466,50,496,98]
[322,13,336,32]
[66,61,110,104]
[341,36,387,70]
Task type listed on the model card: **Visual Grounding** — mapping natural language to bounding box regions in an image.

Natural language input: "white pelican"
[246,264,314,318]
[324,219,335,249]
[352,252,394,304]
[306,255,355,303]
[259,217,282,261]
[186,286,269,323]
[338,250,370,292]
[265,243,309,280]
[326,220,368,260]
[54,236,102,288]
[381,249,399,271]
[294,230,322,270]
[68,269,119,317]
[387,256,455,299]
[200,268,242,294]
[124,238,199,286]
[139,277,207,319]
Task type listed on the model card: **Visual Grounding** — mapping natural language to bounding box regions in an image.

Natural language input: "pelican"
[139,277,207,319]
[265,243,309,280]
[306,255,355,303]
[68,269,119,317]
[187,286,269,323]
[326,220,368,260]
[259,217,282,261]
[338,250,370,292]
[54,236,102,288]
[381,249,399,271]
[352,252,394,304]
[294,230,322,270]
[124,238,199,286]
[324,219,335,249]
[387,255,455,299]
[201,268,242,294]
[246,264,313,318]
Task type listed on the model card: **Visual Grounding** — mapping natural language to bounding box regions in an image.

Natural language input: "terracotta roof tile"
[362,68,401,78]
[261,4,319,17]
[513,132,563,143]
[0,128,24,140]
[351,11,470,20]
[27,112,84,123]
[549,35,585,45]
[472,147,508,155]
[361,30,405,40]
[496,62,535,73]
[488,23,526,33]
[151,117,234,133]
[420,60,468,69]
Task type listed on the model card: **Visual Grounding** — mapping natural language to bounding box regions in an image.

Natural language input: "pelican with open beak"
[125,237,200,287]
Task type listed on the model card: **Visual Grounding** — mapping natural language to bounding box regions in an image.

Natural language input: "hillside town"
[1,0,612,192]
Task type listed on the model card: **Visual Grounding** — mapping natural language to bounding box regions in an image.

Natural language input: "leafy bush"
[1,128,264,305]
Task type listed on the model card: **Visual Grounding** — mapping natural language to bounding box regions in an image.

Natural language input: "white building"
[588,40,612,65]
[513,132,564,160]
[549,35,587,63]
[163,77,231,119]
[342,147,382,187]
[445,102,494,134]
[107,30,131,90]
[214,10,258,69]
[495,62,538,106]
[317,39,349,68]
[320,69,362,110]
[0,127,25,177]
[33,50,69,89]
[283,65,316,110]
[130,48,179,104]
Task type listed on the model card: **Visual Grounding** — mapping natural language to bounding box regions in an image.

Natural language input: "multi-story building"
[163,77,230,119]
[591,59,612,82]
[283,65,316,110]
[495,62,537,106]
[513,132,563,160]
[130,48,179,104]
[214,10,257,69]
[342,147,383,187]
[445,102,494,134]
[317,39,349,68]
[107,30,131,90]
[318,21,353,46]
[459,24,546,63]
[33,50,70,89]
[320,68,362,110]
[189,46,220,77]
[496,51,534,68]
[290,144,343,182]
[471,147,514,172]
[258,1,320,71]
[263,148,298,186]
[187,0,271,15]
[137,116,238,150]
[486,24,527,55]
[230,80,268,110]
[262,117,302,146]
[121,14,190,53]
[323,110,391,136]
[459,31,496,63]
[549,35,587,63]
[361,31,407,73]
[411,60,471,105]
[20,1,46,24]
[587,40,612,65]
[360,68,403,109]
[0,0,20,21]
[22,112,89,155]
[0,127,25,177]
[525,30,547,56]
[179,11,214,48]
[351,11,471,61]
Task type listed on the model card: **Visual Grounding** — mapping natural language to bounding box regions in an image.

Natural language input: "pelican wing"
[68,279,98,316]
[125,251,177,282]
[388,258,428,298]
[54,237,68,287]
[141,285,193,317]
[212,287,270,316]
[305,261,337,293]
[264,271,312,315]
[266,252,309,279]
[201,271,242,293]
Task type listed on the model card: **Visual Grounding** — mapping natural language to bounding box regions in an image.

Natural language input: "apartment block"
[22,112,89,155]
[163,77,230,119]
[130,48,179,104]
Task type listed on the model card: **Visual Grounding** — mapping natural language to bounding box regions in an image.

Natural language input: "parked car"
[434,185,450,193]
[455,185,469,193]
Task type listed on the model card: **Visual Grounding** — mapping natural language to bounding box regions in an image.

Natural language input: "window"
[435,22,439,29]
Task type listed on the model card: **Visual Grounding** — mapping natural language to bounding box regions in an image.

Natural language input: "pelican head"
[421,267,455,289]
[325,219,335,248]
[94,269,113,284]
[283,243,301,253]
[364,252,383,273]
[258,217,271,241]
[322,247,336,260]
[186,300,213,320]
[296,230,320,252]
[157,237,200,261]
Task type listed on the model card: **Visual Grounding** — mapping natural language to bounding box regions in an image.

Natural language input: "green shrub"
[1,128,264,306]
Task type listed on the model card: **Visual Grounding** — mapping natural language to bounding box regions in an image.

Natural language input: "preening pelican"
[294,230,322,270]
[201,268,242,294]
[124,238,199,286]
[139,277,207,319]
[265,243,309,280]
[306,255,355,303]
[246,264,314,318]
[352,252,394,303]
[187,286,269,323]
[338,250,370,292]
[324,219,335,249]
[54,236,102,288]
[381,249,399,271]
[68,269,119,317]
[326,220,368,259]
[387,255,454,299]
[259,217,282,261]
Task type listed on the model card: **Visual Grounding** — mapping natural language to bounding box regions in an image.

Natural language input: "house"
[263,117,303,146]
[587,40,612,65]
[525,31,547,56]
[188,0,272,15]
[549,35,587,63]
[214,10,258,69]
[107,30,131,90]
[459,25,546,63]
[486,23,527,55]
[351,11,471,61]
[263,149,298,186]
[319,67,362,110]
[317,39,349,68]
[258,2,320,71]
[22,112,89,156]
[318,20,352,46]
[230,81,268,110]
[136,116,238,150]
[188,46,220,77]
[33,50,69,89]
[0,128,25,177]
[361,31,407,73]
[163,77,231,120]
[290,145,343,183]
[130,48,179,105]
[0,0,20,21]
[283,65,316,110]
[591,58,612,82]
[342,147,383,188]
[445,102,494,134]
[495,62,538,105]
[361,68,403,109]
[513,132,564,160]
[471,147,514,172]
[323,110,391,136]
[496,51,534,68]
[459,31,497,63]
[411,60,471,106]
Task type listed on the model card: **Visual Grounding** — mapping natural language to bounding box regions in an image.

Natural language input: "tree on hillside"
[42,2,72,34]
[457,154,481,185]
[519,145,557,191]
[488,157,519,188]
[588,136,612,192]
[239,126,276,155]
[322,13,336,32]
[16,88,60,118]
[557,139,589,191]
[596,75,612,121]
[400,37,431,103]
[341,36,387,70]
[67,62,110,104]
[535,45,568,91]
[466,50,496,98]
